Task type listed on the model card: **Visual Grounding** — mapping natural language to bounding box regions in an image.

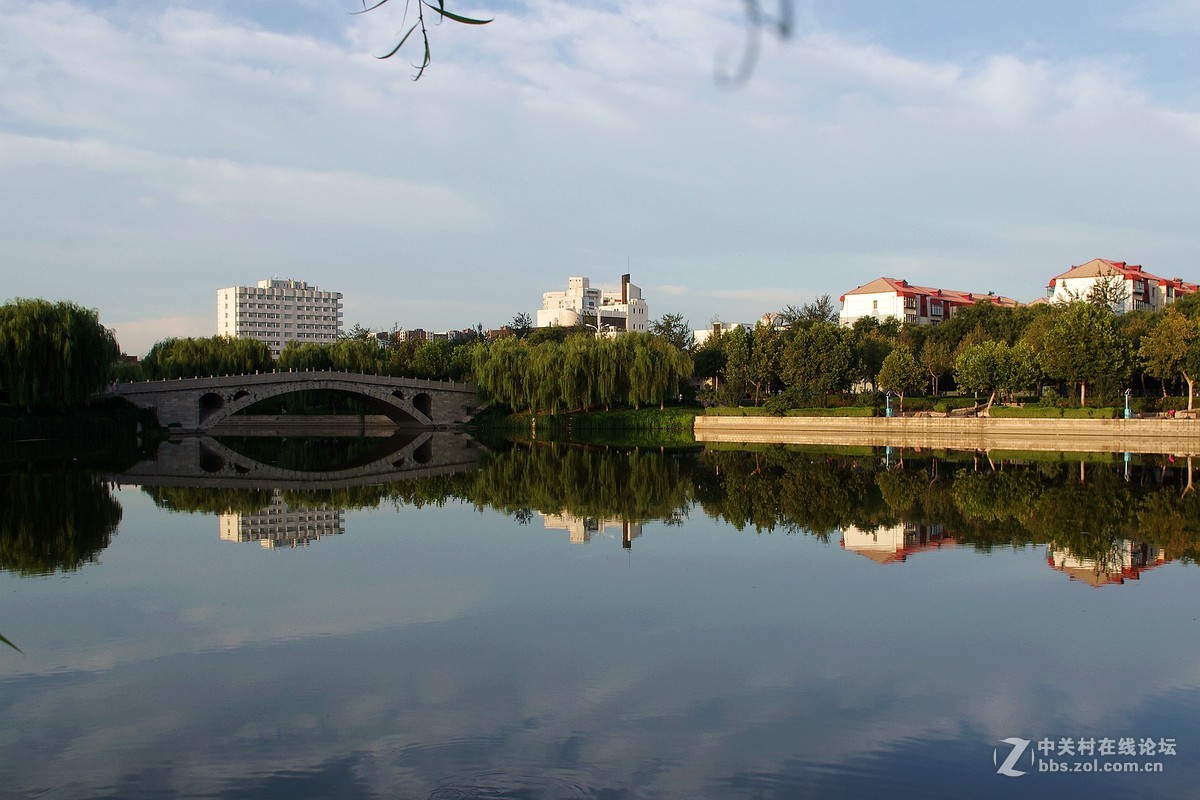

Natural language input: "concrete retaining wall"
[693,415,1200,455]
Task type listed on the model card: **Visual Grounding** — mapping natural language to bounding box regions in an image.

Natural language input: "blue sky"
[2,0,1199,354]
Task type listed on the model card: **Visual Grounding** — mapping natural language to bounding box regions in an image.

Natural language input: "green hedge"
[705,406,875,417]
[989,406,1118,419]
[705,407,771,416]
[785,407,876,417]
[934,398,979,413]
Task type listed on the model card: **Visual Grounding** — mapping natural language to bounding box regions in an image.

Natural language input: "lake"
[1,434,1198,799]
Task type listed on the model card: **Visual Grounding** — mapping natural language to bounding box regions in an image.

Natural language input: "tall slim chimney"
[621,273,630,304]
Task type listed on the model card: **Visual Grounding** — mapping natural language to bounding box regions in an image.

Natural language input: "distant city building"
[217,278,343,359]
[692,321,748,348]
[1046,258,1198,313]
[536,274,649,333]
[838,277,1019,327]
[219,493,344,549]
[393,328,428,343]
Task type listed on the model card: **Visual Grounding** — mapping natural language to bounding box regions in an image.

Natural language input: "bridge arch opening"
[233,390,251,402]
[199,392,226,424]
[226,388,428,427]
[198,449,225,473]
[413,393,432,419]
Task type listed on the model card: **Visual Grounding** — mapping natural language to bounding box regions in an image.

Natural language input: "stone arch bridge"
[106,371,480,433]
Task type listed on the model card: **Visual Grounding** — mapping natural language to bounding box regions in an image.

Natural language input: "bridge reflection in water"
[108,431,485,491]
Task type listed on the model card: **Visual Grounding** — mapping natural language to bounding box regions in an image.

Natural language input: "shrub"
[934,397,978,414]
[786,407,875,417]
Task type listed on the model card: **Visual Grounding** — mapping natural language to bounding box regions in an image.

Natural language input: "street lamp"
[586,298,610,337]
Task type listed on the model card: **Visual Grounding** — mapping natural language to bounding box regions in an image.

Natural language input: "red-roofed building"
[840,522,956,564]
[1046,258,1197,313]
[838,277,1019,327]
[1046,540,1169,587]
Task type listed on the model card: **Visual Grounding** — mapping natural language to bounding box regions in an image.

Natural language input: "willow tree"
[143,335,273,379]
[0,298,119,413]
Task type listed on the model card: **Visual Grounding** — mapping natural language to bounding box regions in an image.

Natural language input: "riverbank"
[471,406,702,448]
[694,414,1200,455]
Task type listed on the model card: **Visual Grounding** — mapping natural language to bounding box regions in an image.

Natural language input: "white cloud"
[2,0,1200,338]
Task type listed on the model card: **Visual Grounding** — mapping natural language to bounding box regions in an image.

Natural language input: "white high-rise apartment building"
[216,278,343,358]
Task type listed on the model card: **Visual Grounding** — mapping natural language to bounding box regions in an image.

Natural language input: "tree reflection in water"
[140,442,1200,567]
[0,469,122,575]
[8,442,1200,574]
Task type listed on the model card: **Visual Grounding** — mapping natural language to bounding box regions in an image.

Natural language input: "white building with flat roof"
[536,274,649,333]
[217,278,343,358]
[219,493,344,550]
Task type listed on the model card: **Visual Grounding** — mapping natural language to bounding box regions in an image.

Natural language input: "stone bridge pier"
[106,371,480,433]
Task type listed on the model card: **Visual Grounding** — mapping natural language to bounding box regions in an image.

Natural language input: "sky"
[2,0,1199,355]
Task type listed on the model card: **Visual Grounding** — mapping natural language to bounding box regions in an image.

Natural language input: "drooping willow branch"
[353,0,492,81]
[356,1,792,85]
[716,0,794,87]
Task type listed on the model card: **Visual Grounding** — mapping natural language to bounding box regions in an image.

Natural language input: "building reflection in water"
[1047,540,1169,587]
[541,514,643,548]
[219,491,344,550]
[840,522,956,564]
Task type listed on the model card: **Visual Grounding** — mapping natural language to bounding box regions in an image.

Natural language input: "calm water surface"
[1,436,1198,799]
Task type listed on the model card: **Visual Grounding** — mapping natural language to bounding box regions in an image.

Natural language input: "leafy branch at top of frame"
[354,0,493,81]
[355,1,793,84]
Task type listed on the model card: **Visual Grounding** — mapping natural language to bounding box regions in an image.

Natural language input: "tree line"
[693,291,1200,411]
[124,444,1200,569]
[9,287,1200,416]
[12,441,1199,576]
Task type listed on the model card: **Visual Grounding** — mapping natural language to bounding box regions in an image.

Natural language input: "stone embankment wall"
[694,415,1200,455]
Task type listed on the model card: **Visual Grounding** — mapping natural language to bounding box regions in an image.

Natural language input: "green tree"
[650,312,693,351]
[1140,307,1200,410]
[0,299,120,412]
[876,346,924,411]
[143,336,273,379]
[747,322,782,405]
[510,312,534,339]
[954,341,1008,409]
[278,341,334,372]
[1003,342,1042,401]
[781,322,854,403]
[721,326,752,406]
[919,338,955,396]
[779,294,838,328]
[1038,302,1133,407]
[327,338,382,373]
